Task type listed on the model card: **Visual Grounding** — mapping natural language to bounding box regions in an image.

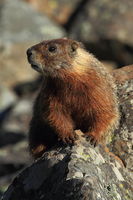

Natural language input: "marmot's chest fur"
[27,38,119,159]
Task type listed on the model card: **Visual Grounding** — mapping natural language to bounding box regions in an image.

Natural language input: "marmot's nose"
[26,48,33,57]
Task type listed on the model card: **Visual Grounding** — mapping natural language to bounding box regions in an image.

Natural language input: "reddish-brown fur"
[27,38,119,158]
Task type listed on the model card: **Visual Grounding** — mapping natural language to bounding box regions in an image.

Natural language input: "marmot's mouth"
[31,64,42,73]
[27,54,42,73]
[28,59,42,73]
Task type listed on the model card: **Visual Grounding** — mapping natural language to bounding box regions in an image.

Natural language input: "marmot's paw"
[59,131,77,144]
[85,133,100,147]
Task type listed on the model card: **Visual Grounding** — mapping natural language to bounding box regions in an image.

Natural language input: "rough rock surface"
[1,65,133,200]
[110,65,133,174]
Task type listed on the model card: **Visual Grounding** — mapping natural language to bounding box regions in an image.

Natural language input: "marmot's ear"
[71,42,79,52]
[69,42,79,57]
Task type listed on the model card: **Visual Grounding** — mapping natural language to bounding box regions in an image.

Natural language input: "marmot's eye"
[48,46,57,53]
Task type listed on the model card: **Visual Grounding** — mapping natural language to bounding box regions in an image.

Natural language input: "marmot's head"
[27,38,82,76]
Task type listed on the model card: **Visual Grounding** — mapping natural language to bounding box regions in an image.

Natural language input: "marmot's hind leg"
[29,121,58,159]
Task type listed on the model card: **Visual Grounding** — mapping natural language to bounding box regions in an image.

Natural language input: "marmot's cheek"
[60,61,70,69]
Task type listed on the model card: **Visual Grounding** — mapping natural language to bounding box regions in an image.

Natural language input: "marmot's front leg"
[48,112,76,144]
[29,107,76,158]
[85,111,118,147]
[48,101,77,144]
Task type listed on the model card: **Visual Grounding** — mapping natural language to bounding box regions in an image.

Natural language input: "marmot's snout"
[27,48,32,58]
[27,47,42,73]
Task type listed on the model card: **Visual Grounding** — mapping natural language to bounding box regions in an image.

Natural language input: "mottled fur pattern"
[27,38,119,158]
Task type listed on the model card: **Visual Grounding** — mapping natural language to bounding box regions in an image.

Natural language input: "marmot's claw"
[85,135,98,147]
[61,132,77,144]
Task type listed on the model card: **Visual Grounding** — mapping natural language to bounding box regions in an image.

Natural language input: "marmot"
[27,38,119,158]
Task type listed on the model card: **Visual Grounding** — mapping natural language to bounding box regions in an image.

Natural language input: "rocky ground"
[1,65,133,200]
[0,0,133,198]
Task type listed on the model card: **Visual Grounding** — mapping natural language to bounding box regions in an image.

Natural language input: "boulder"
[0,0,65,44]
[24,0,82,25]
[69,0,133,66]
[69,0,133,45]
[0,0,65,87]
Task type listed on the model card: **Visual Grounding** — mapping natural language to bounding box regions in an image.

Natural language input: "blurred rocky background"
[0,0,133,197]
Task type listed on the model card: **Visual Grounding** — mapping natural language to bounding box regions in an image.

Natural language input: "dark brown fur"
[27,38,119,158]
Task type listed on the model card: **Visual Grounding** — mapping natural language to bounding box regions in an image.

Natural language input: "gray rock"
[0,140,31,197]
[24,0,82,25]
[0,0,65,44]
[1,65,133,200]
[2,98,33,134]
[0,141,30,165]
[109,81,133,174]
[69,0,133,46]
[0,86,17,111]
